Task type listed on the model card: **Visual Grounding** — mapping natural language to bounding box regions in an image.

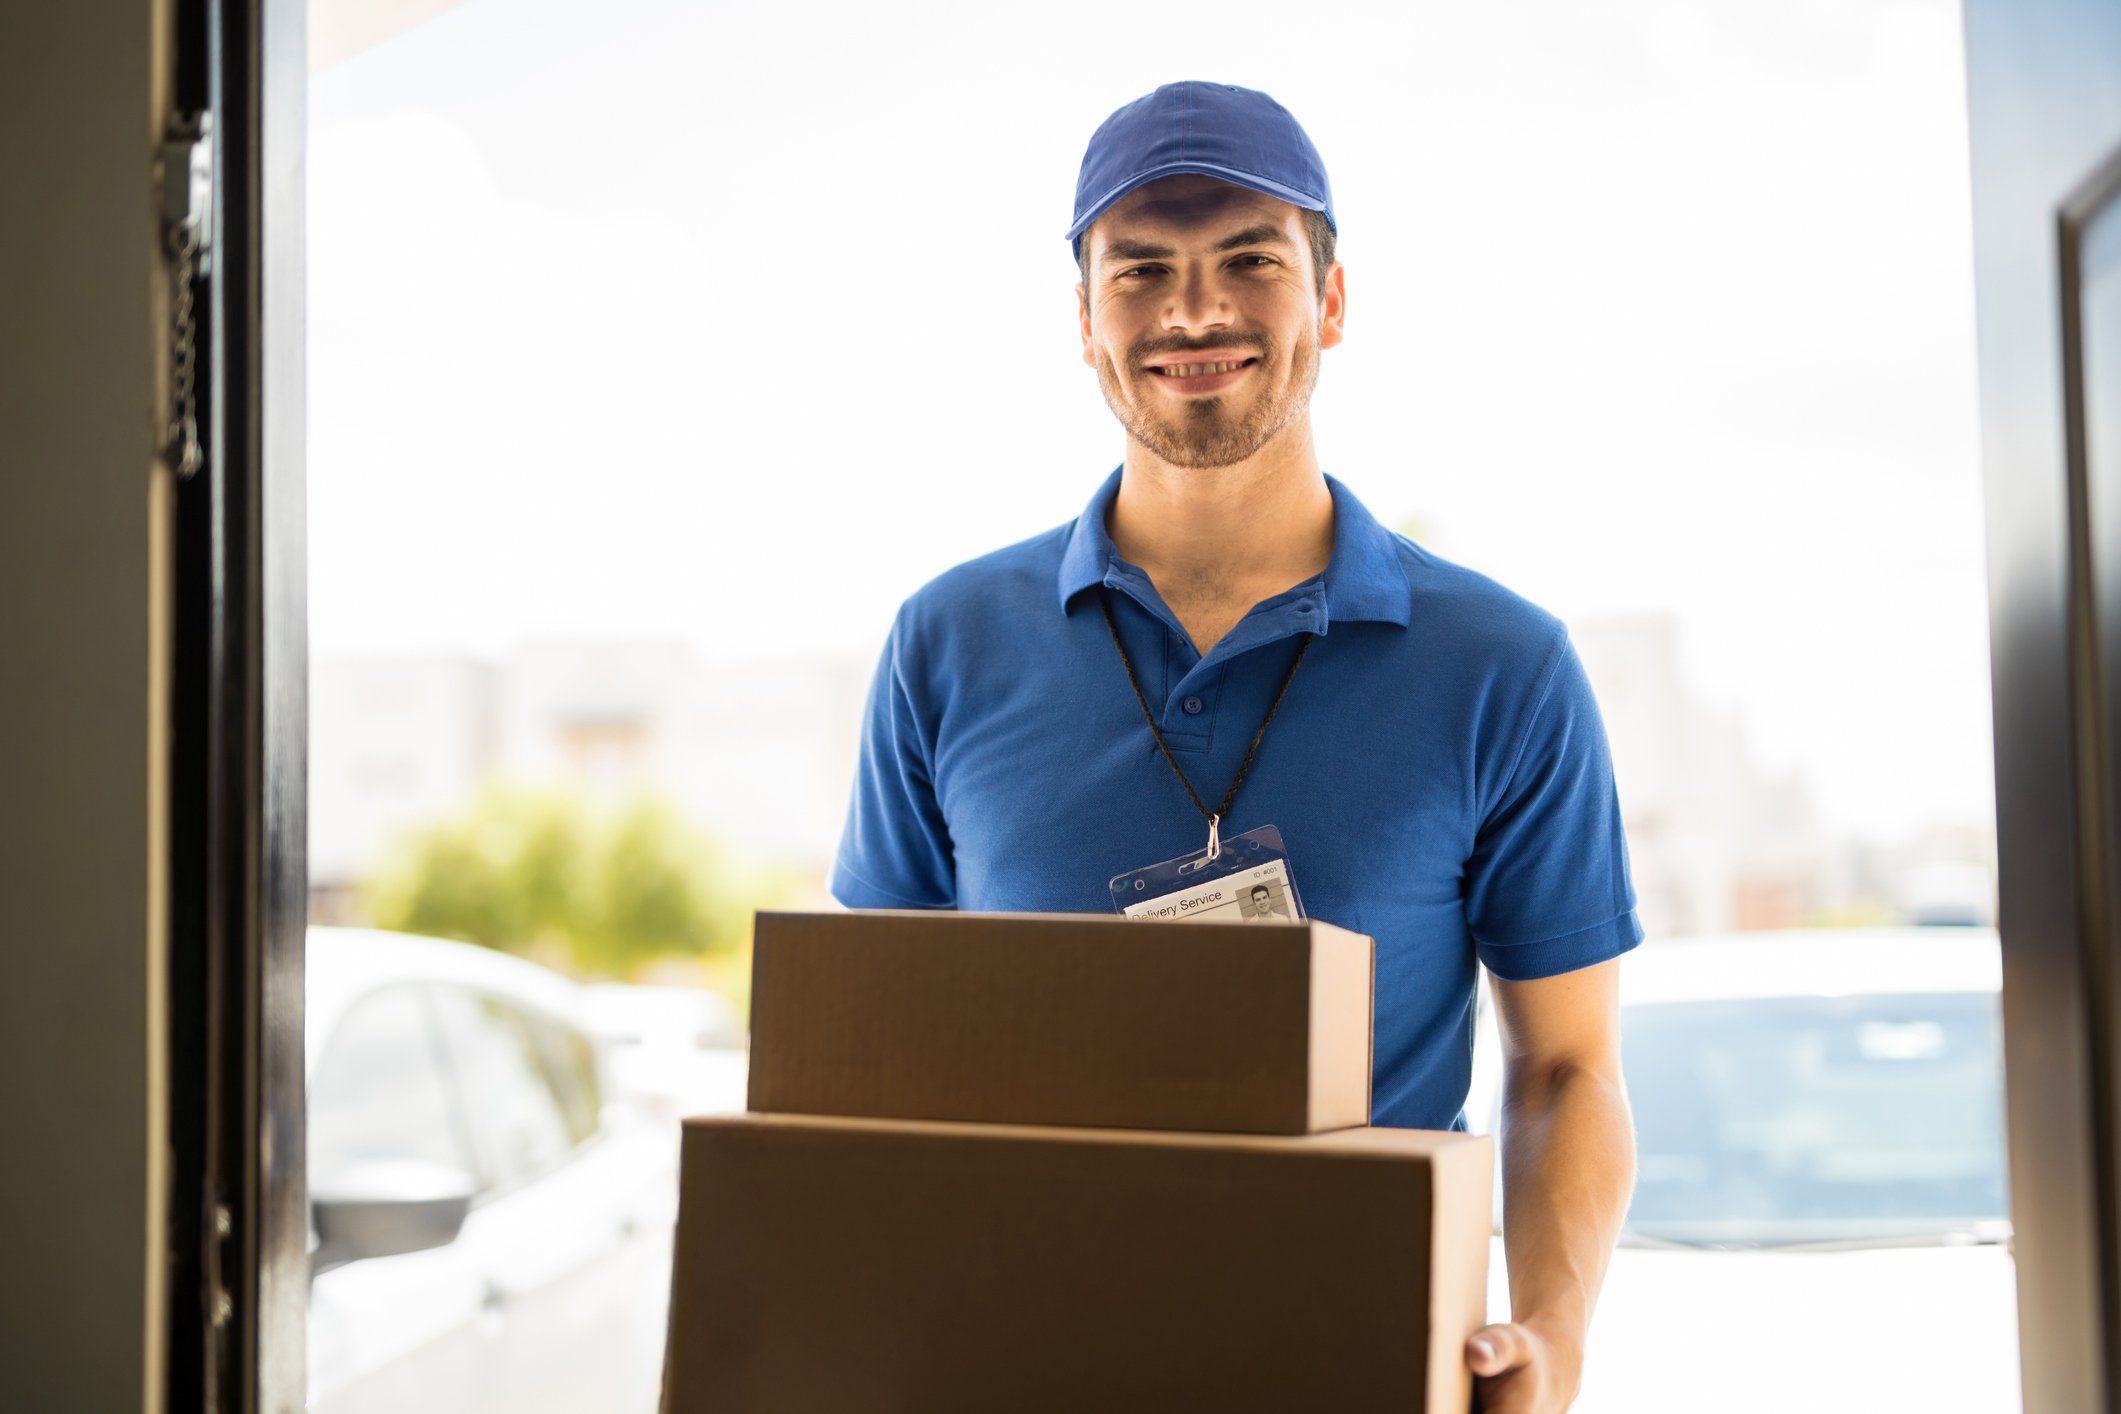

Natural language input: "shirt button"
[1182,696,1205,716]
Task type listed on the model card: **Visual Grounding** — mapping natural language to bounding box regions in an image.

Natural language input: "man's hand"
[1465,1313,1584,1412]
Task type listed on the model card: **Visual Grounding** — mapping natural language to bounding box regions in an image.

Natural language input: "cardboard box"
[745,909,1374,1135]
[661,1112,1493,1414]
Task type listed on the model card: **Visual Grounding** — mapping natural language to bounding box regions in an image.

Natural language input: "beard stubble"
[1093,330,1322,470]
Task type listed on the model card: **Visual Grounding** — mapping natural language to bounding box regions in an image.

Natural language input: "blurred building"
[1570,611,1995,939]
[309,655,497,920]
[307,641,871,919]
[1571,611,1840,937]
[311,623,1991,935]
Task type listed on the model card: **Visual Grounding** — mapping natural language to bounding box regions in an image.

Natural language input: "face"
[1251,886,1270,904]
[1077,174,1344,470]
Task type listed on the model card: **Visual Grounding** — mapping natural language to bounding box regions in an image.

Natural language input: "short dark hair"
[1251,883,1271,896]
[1076,207,1338,299]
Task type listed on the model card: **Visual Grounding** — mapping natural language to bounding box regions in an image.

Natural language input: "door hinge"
[159,112,212,480]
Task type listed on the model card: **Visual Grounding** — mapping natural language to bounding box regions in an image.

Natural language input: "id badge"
[1109,823,1305,922]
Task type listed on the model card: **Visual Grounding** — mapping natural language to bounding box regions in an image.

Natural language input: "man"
[1243,881,1287,919]
[831,80,1641,1414]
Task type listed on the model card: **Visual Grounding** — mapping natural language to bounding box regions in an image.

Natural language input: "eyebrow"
[1098,223,1295,265]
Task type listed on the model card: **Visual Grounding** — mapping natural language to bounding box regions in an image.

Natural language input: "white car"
[582,982,750,1124]
[1467,927,2017,1413]
[305,927,679,1414]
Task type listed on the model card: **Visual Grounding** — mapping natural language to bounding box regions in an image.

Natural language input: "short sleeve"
[828,608,957,909]
[1465,631,1644,982]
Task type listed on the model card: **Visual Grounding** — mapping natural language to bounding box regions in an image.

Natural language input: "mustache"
[1131,337,1268,365]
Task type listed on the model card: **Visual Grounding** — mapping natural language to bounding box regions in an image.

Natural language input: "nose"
[1161,263,1233,335]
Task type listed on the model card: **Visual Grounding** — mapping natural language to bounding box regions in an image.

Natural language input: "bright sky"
[307,0,1993,843]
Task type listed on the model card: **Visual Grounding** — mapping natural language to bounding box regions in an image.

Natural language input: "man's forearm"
[1497,1060,1637,1363]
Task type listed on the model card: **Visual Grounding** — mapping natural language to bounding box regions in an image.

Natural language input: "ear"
[1318,261,1347,352]
[1078,282,1095,368]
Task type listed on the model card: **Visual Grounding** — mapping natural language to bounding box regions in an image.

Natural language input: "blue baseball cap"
[1067,81,1336,253]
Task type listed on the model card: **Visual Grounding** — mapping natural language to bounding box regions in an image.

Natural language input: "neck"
[1107,417,1334,602]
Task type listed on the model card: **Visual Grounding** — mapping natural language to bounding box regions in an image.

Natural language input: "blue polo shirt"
[830,467,1643,1131]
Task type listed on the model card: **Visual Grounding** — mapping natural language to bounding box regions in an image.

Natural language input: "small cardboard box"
[661,1112,1493,1414]
[745,909,1374,1135]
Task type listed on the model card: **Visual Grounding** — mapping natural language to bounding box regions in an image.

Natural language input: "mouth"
[1144,354,1260,395]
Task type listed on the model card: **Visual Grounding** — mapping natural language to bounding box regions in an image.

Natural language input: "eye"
[1234,254,1276,268]
[1117,265,1165,280]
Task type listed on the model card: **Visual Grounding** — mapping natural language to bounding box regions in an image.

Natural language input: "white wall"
[0,2,172,1409]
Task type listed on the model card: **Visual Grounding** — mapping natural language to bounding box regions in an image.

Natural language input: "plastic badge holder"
[1108,823,1306,922]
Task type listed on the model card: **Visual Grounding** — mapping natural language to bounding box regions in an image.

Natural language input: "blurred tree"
[1393,512,1439,547]
[363,785,767,980]
[581,796,748,975]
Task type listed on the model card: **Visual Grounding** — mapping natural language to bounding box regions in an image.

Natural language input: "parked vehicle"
[306,927,677,1414]
[582,981,750,1123]
[1467,928,2017,1412]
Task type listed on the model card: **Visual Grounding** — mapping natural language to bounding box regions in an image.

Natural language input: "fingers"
[1466,1321,1531,1376]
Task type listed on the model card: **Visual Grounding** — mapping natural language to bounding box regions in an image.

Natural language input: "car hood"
[1485,1237,2021,1413]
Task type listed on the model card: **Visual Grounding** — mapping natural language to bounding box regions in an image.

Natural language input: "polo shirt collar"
[1056,465,1414,628]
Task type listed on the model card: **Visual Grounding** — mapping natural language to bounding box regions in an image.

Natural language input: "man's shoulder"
[1392,537,1568,665]
[891,519,1074,645]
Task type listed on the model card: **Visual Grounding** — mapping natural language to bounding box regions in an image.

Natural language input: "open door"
[1965,2,2121,1408]
[147,2,2121,1409]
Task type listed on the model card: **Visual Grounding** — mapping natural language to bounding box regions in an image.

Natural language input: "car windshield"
[1623,991,2008,1248]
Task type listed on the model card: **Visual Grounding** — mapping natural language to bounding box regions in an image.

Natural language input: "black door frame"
[1965,0,2121,1408]
[167,0,307,1407]
[2056,134,2121,1412]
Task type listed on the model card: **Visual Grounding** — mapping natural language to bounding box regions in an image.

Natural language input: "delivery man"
[829,80,1641,1414]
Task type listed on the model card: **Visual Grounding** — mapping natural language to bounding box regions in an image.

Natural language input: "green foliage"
[1392,512,1438,547]
[363,785,768,980]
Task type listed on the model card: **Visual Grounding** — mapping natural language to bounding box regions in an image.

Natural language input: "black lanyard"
[1097,584,1312,857]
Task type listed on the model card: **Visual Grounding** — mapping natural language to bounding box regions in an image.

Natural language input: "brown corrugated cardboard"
[661,1112,1492,1414]
[745,909,1374,1134]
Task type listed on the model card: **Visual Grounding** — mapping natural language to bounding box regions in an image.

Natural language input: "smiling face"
[1077,174,1345,470]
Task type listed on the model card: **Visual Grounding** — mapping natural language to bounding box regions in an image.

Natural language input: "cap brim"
[1066,161,1330,245]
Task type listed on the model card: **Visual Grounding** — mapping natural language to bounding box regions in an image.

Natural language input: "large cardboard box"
[661,1112,1493,1414]
[746,909,1374,1135]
